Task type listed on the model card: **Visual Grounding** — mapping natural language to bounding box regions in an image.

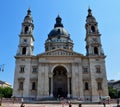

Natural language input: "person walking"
[68,100,72,107]
[20,103,25,107]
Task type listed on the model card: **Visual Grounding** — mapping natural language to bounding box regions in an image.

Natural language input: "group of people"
[61,99,72,107]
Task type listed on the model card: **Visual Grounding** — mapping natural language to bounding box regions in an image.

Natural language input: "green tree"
[3,87,12,98]
[108,86,117,98]
[117,91,120,98]
[0,87,4,106]
[0,87,12,98]
[0,87,4,98]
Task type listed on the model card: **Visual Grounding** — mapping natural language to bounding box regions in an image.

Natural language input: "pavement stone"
[1,103,118,107]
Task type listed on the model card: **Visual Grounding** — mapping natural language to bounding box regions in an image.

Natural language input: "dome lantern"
[54,15,64,28]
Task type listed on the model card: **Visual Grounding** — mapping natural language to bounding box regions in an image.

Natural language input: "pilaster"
[37,64,44,97]
[78,63,84,97]
[44,64,49,96]
[89,58,99,101]
[71,63,76,97]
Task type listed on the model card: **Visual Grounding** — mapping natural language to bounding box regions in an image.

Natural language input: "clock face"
[93,38,97,42]
[23,39,27,43]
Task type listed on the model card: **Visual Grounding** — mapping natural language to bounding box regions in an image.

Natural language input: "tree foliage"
[118,91,120,98]
[0,87,12,98]
[108,86,117,98]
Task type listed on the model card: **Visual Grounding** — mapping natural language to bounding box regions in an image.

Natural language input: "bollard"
[69,103,72,107]
[13,96,16,104]
[117,98,120,107]
[68,100,72,107]
[103,102,106,107]
[79,103,82,107]
[0,97,2,106]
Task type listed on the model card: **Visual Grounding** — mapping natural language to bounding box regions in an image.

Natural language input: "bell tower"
[85,8,104,56]
[16,8,34,56]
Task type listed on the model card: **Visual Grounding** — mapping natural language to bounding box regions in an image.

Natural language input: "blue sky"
[0,0,120,86]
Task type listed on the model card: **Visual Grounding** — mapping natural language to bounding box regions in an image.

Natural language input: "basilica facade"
[13,8,108,102]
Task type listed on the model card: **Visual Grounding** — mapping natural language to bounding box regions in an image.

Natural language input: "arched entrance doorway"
[53,66,67,98]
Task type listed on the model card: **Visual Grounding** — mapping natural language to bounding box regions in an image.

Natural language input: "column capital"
[67,73,71,78]
[49,73,53,77]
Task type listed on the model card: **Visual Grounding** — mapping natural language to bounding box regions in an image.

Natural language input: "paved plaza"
[1,103,118,107]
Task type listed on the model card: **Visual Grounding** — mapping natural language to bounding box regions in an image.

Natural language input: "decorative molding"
[30,78,38,81]
[18,77,25,81]
[38,48,83,56]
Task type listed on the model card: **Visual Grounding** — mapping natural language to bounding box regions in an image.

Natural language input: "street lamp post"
[117,98,120,107]
[0,64,5,106]
[0,64,4,72]
[117,90,120,107]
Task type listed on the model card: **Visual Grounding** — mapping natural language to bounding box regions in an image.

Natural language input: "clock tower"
[85,8,104,56]
[16,8,34,56]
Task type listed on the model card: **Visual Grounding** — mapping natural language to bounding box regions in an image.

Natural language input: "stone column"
[67,73,71,98]
[50,74,53,97]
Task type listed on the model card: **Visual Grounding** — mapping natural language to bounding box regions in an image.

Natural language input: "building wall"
[0,81,11,88]
[13,55,108,102]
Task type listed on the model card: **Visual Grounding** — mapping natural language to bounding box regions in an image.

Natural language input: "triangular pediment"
[37,48,83,56]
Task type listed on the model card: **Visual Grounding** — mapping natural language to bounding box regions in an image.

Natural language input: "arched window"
[94,47,98,55]
[91,26,95,32]
[85,82,89,90]
[25,26,28,34]
[52,47,55,50]
[57,29,60,33]
[22,47,26,55]
[46,47,48,51]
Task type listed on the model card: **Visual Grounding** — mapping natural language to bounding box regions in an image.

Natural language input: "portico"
[48,65,71,98]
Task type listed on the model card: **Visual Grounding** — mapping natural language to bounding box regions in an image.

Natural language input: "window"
[52,47,55,50]
[98,82,102,90]
[46,47,48,51]
[85,82,89,90]
[96,66,101,73]
[63,47,66,49]
[58,29,60,33]
[83,67,88,73]
[20,66,25,73]
[23,39,27,43]
[94,47,98,55]
[32,66,38,73]
[32,82,36,90]
[22,47,26,55]
[19,81,23,90]
[25,26,28,34]
[91,26,95,32]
